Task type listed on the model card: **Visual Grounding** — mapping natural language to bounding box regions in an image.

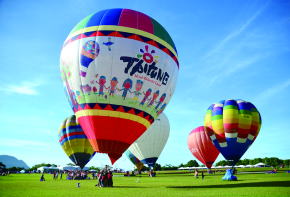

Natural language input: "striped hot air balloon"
[204,99,262,165]
[59,115,95,169]
[60,8,179,164]
[125,150,144,171]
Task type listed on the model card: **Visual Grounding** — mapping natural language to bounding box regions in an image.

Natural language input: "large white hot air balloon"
[128,113,170,168]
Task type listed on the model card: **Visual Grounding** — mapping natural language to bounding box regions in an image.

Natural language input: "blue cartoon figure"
[121,78,133,99]
[108,77,118,96]
[132,80,143,100]
[157,103,167,115]
[155,93,166,109]
[140,88,152,105]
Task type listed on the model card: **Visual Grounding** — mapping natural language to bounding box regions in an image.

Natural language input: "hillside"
[0,155,29,169]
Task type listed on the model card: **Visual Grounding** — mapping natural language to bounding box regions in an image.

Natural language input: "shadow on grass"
[167,181,290,189]
[113,186,146,188]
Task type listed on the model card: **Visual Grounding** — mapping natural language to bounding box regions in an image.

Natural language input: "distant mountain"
[0,155,29,169]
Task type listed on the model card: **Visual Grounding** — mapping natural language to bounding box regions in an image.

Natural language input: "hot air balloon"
[187,126,219,169]
[125,150,144,172]
[204,99,262,166]
[60,8,179,164]
[59,115,95,169]
[128,113,170,168]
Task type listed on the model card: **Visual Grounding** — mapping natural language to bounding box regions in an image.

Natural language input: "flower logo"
[137,45,159,63]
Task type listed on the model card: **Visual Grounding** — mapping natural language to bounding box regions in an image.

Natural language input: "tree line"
[1,157,289,172]
[215,157,290,168]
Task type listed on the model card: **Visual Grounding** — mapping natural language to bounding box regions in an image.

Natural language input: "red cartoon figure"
[132,80,143,100]
[148,90,159,107]
[120,78,133,100]
[140,88,152,105]
[96,75,107,96]
[155,93,166,109]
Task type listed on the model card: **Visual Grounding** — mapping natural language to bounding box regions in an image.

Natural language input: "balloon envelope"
[60,8,179,164]
[125,150,144,171]
[128,113,170,168]
[204,99,262,165]
[187,126,219,168]
[59,115,95,169]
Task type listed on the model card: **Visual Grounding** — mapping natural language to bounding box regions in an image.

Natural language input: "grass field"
[0,172,289,197]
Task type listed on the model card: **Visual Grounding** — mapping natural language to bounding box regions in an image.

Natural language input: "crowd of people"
[95,169,113,187]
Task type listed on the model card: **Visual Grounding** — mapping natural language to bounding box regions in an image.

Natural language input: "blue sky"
[0,0,289,169]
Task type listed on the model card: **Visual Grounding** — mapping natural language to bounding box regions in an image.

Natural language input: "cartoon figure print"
[155,93,166,109]
[80,84,92,95]
[157,103,167,115]
[148,90,159,107]
[140,88,152,105]
[96,75,107,96]
[108,77,118,96]
[121,78,133,99]
[132,80,143,100]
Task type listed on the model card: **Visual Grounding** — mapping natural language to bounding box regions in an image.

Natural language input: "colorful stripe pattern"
[58,115,95,169]
[204,99,262,164]
[64,8,179,67]
[125,150,144,171]
[73,102,154,126]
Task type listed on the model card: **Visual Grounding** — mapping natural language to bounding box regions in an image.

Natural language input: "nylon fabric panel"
[128,113,169,166]
[60,9,179,164]
[58,115,95,168]
[203,99,262,166]
[187,126,219,168]
[100,8,122,26]
[78,115,146,154]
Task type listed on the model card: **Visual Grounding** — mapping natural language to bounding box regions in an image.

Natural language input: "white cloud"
[253,79,290,105]
[203,1,269,59]
[0,139,49,147]
[206,54,264,86]
[0,81,41,95]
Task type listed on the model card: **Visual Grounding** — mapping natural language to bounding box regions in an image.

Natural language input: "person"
[40,173,45,181]
[107,171,113,187]
[194,169,199,178]
[102,172,108,187]
[201,171,204,180]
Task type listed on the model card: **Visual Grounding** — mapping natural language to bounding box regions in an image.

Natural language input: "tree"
[185,160,199,167]
[161,164,178,170]
[178,163,185,168]
[0,162,6,169]
[264,157,283,167]
[215,160,231,166]
[283,159,290,167]
[7,167,24,172]
[153,163,161,171]
[89,166,100,171]
[29,163,57,171]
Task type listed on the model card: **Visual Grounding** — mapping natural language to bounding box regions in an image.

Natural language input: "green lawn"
[0,172,289,197]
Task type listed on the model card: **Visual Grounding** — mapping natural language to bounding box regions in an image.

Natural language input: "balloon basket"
[222,169,237,181]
